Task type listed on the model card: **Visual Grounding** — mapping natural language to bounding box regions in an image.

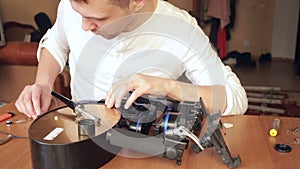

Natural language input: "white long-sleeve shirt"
[37,0,248,115]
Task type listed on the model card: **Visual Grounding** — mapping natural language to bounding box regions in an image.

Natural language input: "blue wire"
[136,117,142,133]
[164,112,171,132]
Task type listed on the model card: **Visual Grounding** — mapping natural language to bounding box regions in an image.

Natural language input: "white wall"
[0,0,60,27]
[271,0,299,59]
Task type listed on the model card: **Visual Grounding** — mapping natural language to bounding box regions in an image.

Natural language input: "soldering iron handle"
[51,91,75,110]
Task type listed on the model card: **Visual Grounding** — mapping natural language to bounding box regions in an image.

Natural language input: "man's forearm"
[35,48,61,90]
[167,80,227,114]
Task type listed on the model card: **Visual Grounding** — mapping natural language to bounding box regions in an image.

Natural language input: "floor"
[229,59,300,117]
[230,60,300,92]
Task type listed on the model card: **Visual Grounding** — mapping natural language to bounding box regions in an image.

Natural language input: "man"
[15,0,247,119]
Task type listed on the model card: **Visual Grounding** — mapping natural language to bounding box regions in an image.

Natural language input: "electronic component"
[107,94,241,168]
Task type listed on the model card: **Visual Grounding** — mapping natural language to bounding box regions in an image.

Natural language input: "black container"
[29,105,121,169]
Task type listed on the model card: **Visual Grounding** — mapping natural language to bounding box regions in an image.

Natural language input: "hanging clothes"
[209,18,219,48]
[207,0,235,59]
[207,0,231,29]
[228,0,236,29]
[217,27,227,59]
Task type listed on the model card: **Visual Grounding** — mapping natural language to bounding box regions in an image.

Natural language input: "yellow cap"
[269,129,278,137]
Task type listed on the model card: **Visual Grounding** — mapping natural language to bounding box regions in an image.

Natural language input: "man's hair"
[72,0,130,8]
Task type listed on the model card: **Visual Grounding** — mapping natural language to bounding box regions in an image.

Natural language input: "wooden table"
[1,102,300,169]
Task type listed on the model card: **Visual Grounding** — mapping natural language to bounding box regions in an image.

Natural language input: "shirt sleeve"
[36,0,70,72]
[222,65,248,116]
[181,15,248,116]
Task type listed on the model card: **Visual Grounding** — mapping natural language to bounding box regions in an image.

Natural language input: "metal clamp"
[166,126,204,151]
[75,105,102,126]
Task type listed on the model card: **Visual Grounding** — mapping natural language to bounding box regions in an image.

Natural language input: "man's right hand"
[15,84,52,119]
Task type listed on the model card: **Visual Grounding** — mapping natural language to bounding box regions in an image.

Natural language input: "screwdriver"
[269,118,280,137]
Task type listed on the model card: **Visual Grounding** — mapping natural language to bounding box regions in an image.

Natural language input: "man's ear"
[129,0,145,12]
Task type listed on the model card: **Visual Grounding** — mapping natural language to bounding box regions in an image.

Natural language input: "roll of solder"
[269,118,280,137]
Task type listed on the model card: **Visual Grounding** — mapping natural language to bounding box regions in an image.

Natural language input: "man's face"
[71,0,133,39]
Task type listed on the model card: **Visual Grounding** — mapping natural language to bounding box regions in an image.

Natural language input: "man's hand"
[105,73,226,114]
[105,74,171,109]
[15,84,52,119]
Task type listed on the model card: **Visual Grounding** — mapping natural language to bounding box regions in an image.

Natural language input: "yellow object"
[269,128,278,137]
[269,118,280,137]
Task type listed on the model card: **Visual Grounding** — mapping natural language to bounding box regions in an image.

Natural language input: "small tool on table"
[0,112,15,123]
[269,118,280,137]
[0,131,28,145]
[6,117,31,126]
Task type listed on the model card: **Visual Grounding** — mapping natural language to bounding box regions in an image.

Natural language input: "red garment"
[217,27,227,59]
